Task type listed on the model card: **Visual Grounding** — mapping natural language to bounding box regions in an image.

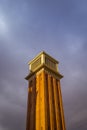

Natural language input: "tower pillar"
[25,51,66,130]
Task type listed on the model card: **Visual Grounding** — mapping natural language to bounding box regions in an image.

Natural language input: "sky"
[0,0,87,130]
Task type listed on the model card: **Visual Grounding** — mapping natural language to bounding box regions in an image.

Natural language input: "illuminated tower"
[25,51,66,130]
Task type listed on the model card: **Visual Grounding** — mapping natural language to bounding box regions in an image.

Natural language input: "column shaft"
[58,81,66,130]
[44,73,50,130]
[36,75,40,130]
[41,70,47,130]
[53,78,62,130]
[36,70,46,130]
[26,82,32,130]
[29,78,36,130]
[48,75,55,130]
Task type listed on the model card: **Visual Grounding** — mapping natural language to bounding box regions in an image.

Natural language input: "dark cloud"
[0,97,26,130]
[0,0,87,130]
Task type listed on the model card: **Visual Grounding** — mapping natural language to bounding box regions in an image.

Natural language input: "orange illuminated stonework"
[25,51,66,130]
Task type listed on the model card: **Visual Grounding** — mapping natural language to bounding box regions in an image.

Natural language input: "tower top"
[28,51,59,73]
[25,51,63,80]
[29,51,59,65]
[28,51,59,72]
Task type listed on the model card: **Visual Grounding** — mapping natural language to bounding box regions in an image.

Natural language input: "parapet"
[28,51,59,73]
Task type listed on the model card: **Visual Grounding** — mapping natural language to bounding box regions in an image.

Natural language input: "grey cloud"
[0,0,87,130]
[0,98,26,130]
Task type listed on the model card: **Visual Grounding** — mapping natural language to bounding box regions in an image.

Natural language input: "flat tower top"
[29,51,59,65]
[28,51,59,73]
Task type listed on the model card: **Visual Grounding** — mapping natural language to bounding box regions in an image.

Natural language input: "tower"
[25,51,66,130]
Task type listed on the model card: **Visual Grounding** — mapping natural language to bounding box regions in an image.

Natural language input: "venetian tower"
[25,51,66,130]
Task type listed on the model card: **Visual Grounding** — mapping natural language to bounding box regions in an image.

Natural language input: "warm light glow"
[0,15,8,35]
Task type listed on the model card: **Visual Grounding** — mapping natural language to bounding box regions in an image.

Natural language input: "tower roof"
[25,51,63,80]
[28,51,59,65]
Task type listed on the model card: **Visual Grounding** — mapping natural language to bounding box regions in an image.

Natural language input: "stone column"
[58,81,66,130]
[36,74,40,130]
[48,75,55,130]
[26,81,32,130]
[44,72,50,130]
[53,78,62,130]
[29,77,36,130]
[41,70,47,130]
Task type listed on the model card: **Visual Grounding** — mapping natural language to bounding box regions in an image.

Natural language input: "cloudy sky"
[0,0,87,130]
